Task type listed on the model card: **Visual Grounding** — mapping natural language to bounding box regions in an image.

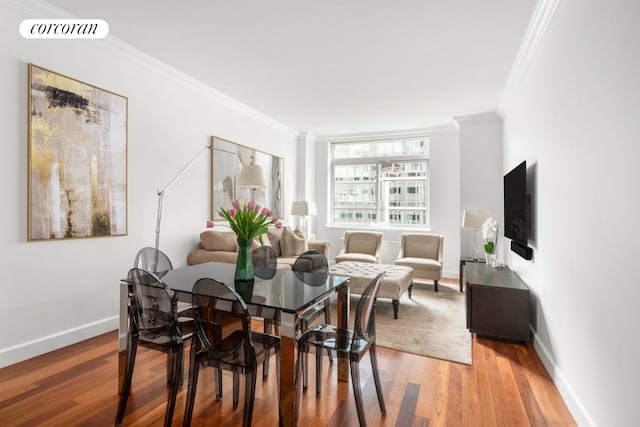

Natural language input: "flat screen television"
[503,161,528,248]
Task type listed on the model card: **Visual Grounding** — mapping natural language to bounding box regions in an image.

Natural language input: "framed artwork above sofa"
[210,136,284,221]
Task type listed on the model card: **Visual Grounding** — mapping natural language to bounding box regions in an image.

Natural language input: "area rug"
[335,281,472,365]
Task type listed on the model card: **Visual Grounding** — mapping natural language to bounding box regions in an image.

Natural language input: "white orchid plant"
[482,217,499,254]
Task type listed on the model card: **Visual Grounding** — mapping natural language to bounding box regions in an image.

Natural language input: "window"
[331,137,429,227]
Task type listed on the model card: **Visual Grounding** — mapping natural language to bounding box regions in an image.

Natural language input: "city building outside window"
[330,137,429,227]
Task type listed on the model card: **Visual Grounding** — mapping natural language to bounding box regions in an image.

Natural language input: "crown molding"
[453,111,502,126]
[498,0,561,113]
[316,124,458,143]
[9,0,298,137]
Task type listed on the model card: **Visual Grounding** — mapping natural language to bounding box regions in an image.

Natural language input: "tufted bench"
[329,261,414,319]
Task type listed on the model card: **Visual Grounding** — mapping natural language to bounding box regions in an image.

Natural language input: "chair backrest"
[127,268,180,343]
[191,278,255,365]
[352,273,384,347]
[344,232,382,256]
[134,247,173,277]
[252,245,277,279]
[401,233,443,261]
[292,250,329,286]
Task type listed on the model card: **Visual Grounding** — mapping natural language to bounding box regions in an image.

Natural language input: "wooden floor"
[0,281,577,427]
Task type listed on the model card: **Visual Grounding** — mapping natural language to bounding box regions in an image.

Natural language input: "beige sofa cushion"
[280,227,308,257]
[200,230,272,252]
[267,227,283,256]
[200,230,237,252]
[187,248,239,265]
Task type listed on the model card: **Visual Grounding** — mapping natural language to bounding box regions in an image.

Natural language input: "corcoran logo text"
[20,19,109,39]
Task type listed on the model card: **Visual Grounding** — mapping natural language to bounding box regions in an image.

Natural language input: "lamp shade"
[237,164,266,189]
[462,209,491,229]
[291,201,317,216]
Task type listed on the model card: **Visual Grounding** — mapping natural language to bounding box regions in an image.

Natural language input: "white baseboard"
[0,316,118,369]
[531,327,596,427]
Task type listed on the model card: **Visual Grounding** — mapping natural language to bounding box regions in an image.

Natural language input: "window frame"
[329,138,430,229]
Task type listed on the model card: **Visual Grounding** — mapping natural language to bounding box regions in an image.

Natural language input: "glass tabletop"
[161,262,349,315]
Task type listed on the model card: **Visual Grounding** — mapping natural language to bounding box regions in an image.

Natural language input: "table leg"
[118,281,129,393]
[279,311,298,427]
[336,282,350,382]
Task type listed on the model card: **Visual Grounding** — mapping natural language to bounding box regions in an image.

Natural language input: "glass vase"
[485,252,497,267]
[235,238,254,282]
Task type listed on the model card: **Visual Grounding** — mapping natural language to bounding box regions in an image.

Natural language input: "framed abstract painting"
[28,64,128,241]
[211,136,284,221]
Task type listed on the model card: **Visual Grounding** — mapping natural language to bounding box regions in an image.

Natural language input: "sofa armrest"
[308,240,331,259]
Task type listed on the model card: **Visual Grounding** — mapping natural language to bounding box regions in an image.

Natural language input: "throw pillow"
[267,227,283,257]
[200,230,238,252]
[252,233,272,251]
[280,226,308,257]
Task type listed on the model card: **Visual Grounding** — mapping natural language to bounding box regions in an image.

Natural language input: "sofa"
[187,226,331,270]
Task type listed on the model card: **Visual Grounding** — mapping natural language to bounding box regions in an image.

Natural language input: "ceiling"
[46,0,537,135]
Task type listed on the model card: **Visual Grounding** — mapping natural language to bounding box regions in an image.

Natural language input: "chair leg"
[408,283,413,299]
[275,351,280,393]
[167,348,184,387]
[323,301,333,363]
[163,346,182,427]
[263,321,271,378]
[369,343,387,414]
[350,360,366,427]
[299,318,309,390]
[183,345,200,427]
[302,350,308,390]
[434,279,439,292]
[295,349,303,425]
[233,372,240,408]
[315,346,323,396]
[243,370,257,427]
[115,336,138,425]
[215,367,223,399]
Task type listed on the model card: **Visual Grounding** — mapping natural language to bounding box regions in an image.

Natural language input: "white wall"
[313,127,461,278]
[501,0,640,425]
[457,113,504,261]
[0,0,298,367]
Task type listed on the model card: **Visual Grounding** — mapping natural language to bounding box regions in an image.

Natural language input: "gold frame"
[28,64,128,241]
[210,135,283,220]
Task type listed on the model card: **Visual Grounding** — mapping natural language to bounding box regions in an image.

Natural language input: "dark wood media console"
[464,262,530,342]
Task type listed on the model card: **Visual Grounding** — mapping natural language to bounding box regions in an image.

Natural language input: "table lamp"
[291,200,317,238]
[462,209,491,261]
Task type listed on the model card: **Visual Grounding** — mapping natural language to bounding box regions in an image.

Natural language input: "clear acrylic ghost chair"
[183,277,280,427]
[116,268,192,427]
[296,273,386,427]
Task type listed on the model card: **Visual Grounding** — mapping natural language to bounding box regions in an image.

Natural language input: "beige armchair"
[335,231,383,264]
[394,233,443,292]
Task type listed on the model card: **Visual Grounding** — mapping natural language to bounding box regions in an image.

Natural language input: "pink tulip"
[231,200,240,209]
[254,204,262,213]
[261,207,270,217]
[229,208,236,217]
[205,220,214,228]
[247,201,255,210]
[275,221,283,229]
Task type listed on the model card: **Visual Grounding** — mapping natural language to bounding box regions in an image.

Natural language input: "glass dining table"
[118,261,350,427]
